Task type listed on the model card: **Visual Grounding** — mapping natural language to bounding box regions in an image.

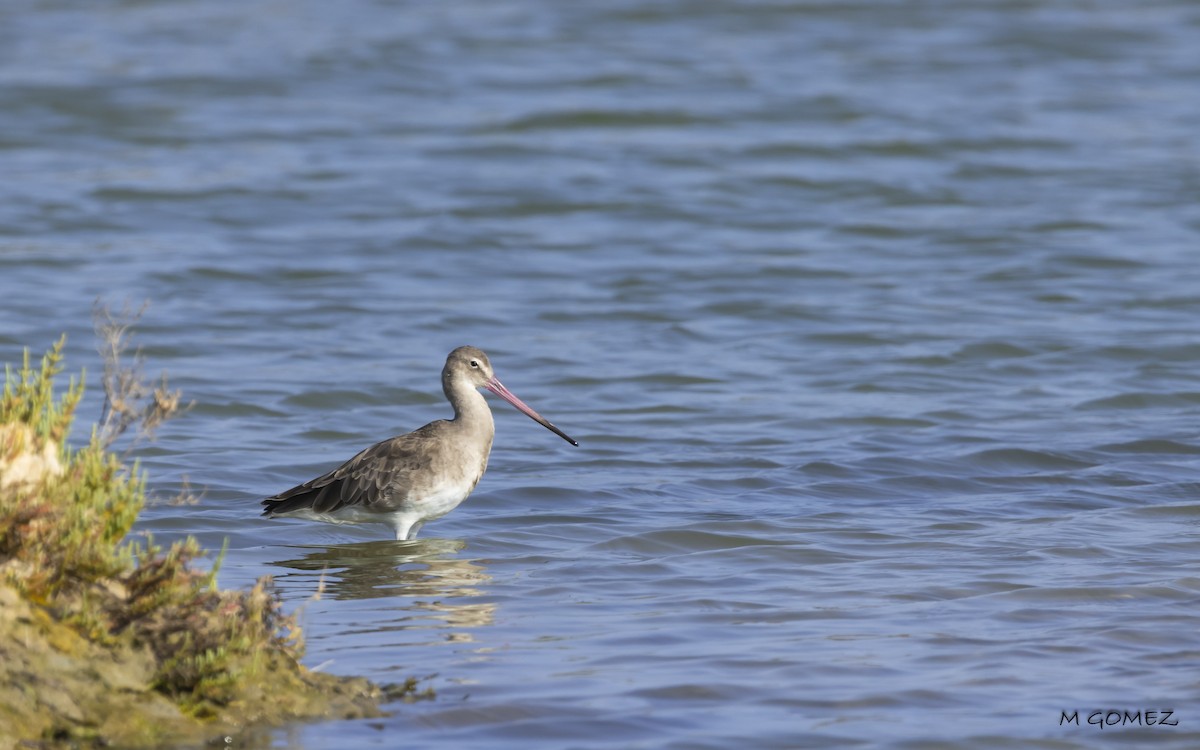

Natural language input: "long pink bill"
[485,377,579,446]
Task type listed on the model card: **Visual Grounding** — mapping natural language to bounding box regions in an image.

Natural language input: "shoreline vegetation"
[0,325,409,749]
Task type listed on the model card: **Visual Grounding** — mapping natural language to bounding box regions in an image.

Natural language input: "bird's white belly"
[404,478,474,522]
[286,480,471,525]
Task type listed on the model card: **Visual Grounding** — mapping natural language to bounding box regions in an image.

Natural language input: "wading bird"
[262,346,577,540]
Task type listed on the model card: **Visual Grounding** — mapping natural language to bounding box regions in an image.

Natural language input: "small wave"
[961,448,1095,473]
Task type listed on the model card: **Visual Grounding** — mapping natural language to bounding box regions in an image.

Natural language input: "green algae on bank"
[0,337,397,749]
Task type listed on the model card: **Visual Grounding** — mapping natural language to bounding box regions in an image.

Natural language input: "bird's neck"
[446,378,494,431]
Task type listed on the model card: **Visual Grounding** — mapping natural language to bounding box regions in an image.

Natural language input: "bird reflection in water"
[268,538,495,636]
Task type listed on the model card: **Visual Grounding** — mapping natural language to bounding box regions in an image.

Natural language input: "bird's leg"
[395,519,424,541]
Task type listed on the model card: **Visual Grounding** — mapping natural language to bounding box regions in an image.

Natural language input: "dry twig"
[93,300,191,450]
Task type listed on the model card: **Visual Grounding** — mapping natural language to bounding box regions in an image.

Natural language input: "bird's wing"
[262,427,439,516]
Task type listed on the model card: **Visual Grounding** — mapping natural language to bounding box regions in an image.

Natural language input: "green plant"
[0,335,303,712]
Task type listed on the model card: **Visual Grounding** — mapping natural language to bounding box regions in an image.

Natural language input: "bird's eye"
[470,360,479,368]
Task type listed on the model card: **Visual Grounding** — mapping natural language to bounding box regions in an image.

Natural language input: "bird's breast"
[395,435,491,521]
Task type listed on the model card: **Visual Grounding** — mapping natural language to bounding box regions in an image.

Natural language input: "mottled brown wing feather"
[262,425,440,516]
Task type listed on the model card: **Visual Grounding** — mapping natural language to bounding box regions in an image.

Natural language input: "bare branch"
[92,300,191,450]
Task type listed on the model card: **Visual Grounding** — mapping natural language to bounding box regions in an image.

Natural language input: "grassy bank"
[0,336,395,748]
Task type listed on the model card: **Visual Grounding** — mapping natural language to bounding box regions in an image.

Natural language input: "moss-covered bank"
[0,338,398,749]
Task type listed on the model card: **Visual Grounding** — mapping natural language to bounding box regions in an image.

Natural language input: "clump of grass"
[0,331,304,717]
[129,546,302,715]
[0,335,139,601]
[1,333,82,444]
